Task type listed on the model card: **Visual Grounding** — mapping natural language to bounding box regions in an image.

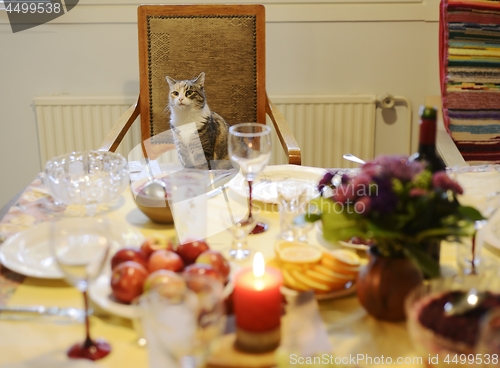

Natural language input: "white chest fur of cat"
[166,72,230,170]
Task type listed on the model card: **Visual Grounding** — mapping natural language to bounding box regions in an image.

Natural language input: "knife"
[0,305,91,322]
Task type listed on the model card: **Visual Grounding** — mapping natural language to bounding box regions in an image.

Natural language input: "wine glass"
[228,123,271,234]
[220,191,256,260]
[50,217,113,360]
[447,166,500,275]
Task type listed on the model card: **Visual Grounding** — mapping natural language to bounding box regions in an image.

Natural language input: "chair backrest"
[137,4,267,144]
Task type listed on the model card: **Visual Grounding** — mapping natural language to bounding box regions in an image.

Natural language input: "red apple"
[183,263,225,284]
[195,250,230,283]
[110,261,149,303]
[143,269,187,298]
[140,235,175,259]
[176,239,210,265]
[111,247,148,270]
[147,249,185,273]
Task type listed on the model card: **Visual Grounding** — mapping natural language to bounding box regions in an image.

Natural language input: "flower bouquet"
[307,155,483,278]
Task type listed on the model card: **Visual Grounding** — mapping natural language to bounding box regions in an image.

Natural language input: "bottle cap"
[419,106,437,119]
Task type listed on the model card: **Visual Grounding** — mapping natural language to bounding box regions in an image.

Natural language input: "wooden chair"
[98,4,301,165]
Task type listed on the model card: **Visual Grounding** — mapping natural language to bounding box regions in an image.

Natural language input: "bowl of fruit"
[267,241,361,299]
[88,234,233,319]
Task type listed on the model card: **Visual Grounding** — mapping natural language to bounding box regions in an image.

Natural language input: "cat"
[166,72,231,170]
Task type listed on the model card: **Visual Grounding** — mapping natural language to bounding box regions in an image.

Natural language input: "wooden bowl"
[131,178,174,224]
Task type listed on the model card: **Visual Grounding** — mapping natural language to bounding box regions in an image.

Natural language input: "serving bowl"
[131,176,174,224]
[45,150,129,216]
[405,274,500,367]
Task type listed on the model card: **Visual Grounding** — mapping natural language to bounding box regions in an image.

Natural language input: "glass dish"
[44,150,129,216]
[406,274,500,367]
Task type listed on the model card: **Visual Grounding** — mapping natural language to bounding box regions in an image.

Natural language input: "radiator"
[34,95,141,166]
[34,94,381,168]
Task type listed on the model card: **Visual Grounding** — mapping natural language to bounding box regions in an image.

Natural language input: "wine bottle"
[408,106,446,173]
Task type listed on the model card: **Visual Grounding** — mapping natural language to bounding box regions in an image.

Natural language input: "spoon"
[343,153,366,165]
[141,157,168,200]
[443,288,488,316]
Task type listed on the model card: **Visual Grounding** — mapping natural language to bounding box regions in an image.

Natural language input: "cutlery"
[0,305,91,322]
[343,153,366,165]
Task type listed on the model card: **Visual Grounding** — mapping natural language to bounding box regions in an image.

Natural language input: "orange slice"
[279,246,322,264]
[290,269,330,292]
[323,249,361,267]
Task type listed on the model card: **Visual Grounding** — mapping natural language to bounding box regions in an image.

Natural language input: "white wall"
[0,0,441,209]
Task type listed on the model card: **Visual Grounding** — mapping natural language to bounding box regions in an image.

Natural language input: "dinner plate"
[89,263,239,319]
[0,220,144,279]
[315,222,370,251]
[228,165,327,204]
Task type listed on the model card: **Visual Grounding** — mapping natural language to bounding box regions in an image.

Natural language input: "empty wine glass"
[50,217,113,360]
[229,123,271,234]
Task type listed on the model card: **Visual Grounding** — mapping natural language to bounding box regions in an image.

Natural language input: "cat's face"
[166,72,206,111]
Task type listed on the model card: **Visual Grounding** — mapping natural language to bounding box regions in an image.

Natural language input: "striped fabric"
[440,0,500,163]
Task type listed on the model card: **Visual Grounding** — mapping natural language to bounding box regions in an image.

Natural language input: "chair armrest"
[425,96,467,168]
[98,96,141,152]
[266,94,302,165]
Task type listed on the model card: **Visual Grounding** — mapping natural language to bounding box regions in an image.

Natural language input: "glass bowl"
[406,274,500,367]
[45,150,129,216]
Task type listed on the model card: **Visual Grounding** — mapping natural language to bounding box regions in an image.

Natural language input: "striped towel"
[441,0,500,163]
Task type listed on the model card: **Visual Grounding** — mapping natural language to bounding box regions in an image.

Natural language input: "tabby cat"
[166,72,231,170]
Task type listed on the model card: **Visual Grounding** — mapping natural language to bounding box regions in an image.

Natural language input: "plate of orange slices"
[267,241,362,299]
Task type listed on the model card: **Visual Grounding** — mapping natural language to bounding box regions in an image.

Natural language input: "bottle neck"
[418,117,437,145]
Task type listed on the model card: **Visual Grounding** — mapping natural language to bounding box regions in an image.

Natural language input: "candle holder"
[235,325,281,353]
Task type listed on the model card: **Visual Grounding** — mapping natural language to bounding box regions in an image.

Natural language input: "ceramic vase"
[356,247,423,322]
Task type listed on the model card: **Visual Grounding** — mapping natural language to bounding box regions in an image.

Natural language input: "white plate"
[229,165,327,204]
[315,222,370,251]
[0,220,144,279]
[89,263,239,319]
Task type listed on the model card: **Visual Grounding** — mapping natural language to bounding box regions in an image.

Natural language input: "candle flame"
[253,252,265,278]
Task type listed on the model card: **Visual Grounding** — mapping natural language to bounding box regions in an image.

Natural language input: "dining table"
[1,163,500,368]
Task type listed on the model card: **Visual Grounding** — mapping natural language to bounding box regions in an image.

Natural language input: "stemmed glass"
[50,217,113,360]
[448,166,500,274]
[228,123,271,234]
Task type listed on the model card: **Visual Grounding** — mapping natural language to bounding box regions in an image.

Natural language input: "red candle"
[233,252,283,332]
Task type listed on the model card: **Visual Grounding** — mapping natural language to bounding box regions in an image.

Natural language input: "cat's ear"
[166,76,176,87]
[194,72,205,87]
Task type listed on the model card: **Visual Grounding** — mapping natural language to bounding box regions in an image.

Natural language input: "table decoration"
[306,155,483,321]
[233,252,283,353]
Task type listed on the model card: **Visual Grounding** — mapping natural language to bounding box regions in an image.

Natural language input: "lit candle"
[233,252,283,352]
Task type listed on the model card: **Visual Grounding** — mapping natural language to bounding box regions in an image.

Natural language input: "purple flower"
[409,188,428,197]
[432,172,463,194]
[318,171,335,193]
[370,155,423,182]
[369,177,398,214]
[355,196,371,215]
